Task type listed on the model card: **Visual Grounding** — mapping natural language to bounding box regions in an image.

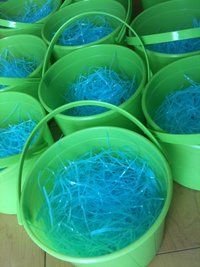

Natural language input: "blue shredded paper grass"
[64,66,136,116]
[36,147,166,257]
[154,76,200,134]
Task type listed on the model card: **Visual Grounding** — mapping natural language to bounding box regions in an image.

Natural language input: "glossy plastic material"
[0,92,53,214]
[128,0,200,73]
[39,44,146,135]
[0,0,62,37]
[61,0,132,34]
[142,55,200,190]
[42,0,126,59]
[0,35,47,88]
[141,0,171,9]
[0,81,40,99]
[18,101,172,267]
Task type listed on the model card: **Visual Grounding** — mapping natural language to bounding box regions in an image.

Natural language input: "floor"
[0,183,199,267]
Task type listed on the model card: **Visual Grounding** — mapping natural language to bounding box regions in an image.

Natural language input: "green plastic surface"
[0,81,40,100]
[0,34,47,88]
[142,55,200,190]
[141,0,172,9]
[0,92,54,214]
[42,0,126,59]
[0,0,62,37]
[18,101,172,267]
[61,0,133,42]
[39,44,146,135]
[128,0,200,73]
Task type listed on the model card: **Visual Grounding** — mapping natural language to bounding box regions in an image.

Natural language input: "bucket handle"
[18,100,164,224]
[127,26,200,46]
[59,0,132,44]
[0,77,40,86]
[60,0,73,8]
[0,18,42,29]
[42,11,151,81]
[115,0,132,43]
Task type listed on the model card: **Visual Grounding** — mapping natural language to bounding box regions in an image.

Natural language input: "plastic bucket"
[0,80,40,100]
[18,101,172,267]
[0,92,53,214]
[0,34,47,89]
[127,0,200,73]
[61,0,133,26]
[0,0,62,37]
[141,0,171,9]
[39,44,146,135]
[40,12,150,135]
[42,0,126,59]
[142,55,200,190]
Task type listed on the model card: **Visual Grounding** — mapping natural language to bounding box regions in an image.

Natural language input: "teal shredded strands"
[36,147,166,257]
[0,119,38,158]
[4,0,57,23]
[57,16,114,46]
[64,66,136,116]
[147,18,200,54]
[154,76,200,134]
[0,49,39,78]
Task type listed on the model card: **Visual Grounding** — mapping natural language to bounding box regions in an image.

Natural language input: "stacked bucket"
[0,0,199,266]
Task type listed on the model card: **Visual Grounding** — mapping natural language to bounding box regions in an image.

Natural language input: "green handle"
[0,77,40,86]
[127,27,200,46]
[42,11,151,81]
[0,18,42,29]
[115,0,132,43]
[60,0,73,8]
[18,100,165,224]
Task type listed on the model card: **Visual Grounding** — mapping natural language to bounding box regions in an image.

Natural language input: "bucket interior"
[0,93,45,127]
[0,0,61,23]
[42,0,126,46]
[143,55,200,129]
[21,127,170,260]
[39,45,145,114]
[0,35,47,78]
[132,0,200,36]
[0,93,46,161]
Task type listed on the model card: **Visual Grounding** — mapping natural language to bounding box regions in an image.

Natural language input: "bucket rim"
[0,91,47,167]
[41,0,126,50]
[142,54,200,142]
[0,34,47,80]
[20,125,173,264]
[38,44,146,121]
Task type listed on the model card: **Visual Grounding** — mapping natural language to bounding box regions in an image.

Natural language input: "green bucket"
[61,0,133,26]
[0,80,40,100]
[42,0,127,59]
[0,0,62,37]
[142,55,200,191]
[141,0,171,9]
[18,101,172,267]
[39,44,146,135]
[0,92,53,214]
[0,34,47,89]
[127,0,200,73]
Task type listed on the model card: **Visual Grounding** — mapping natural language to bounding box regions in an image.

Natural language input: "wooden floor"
[0,183,200,267]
